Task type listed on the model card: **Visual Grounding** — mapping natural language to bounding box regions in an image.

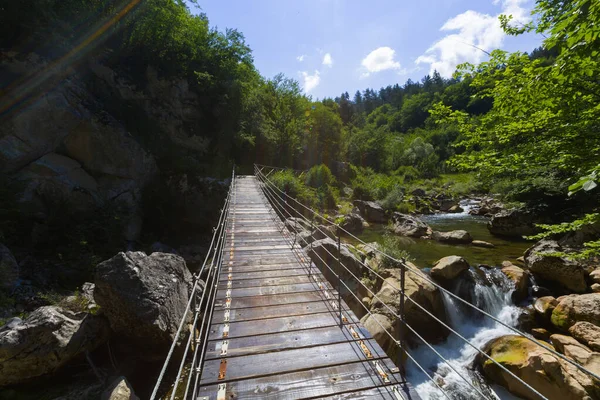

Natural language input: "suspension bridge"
[151,165,600,400]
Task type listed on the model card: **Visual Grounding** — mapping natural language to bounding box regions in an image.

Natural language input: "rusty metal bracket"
[225,298,231,309]
[349,326,360,339]
[224,310,230,322]
[359,340,373,359]
[218,359,227,380]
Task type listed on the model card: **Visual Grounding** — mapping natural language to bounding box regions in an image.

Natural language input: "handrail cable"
[174,183,233,400]
[254,164,600,383]
[190,184,234,400]
[150,167,235,400]
[255,165,557,399]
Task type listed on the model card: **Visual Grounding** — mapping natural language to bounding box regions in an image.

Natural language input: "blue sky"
[187,0,543,99]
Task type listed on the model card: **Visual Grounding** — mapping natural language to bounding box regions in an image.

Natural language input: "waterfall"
[407,267,523,400]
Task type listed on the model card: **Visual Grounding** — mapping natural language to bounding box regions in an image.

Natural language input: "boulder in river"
[570,322,600,352]
[431,230,472,244]
[471,240,495,248]
[353,200,387,223]
[501,264,529,302]
[94,251,194,358]
[340,213,365,234]
[534,296,558,320]
[0,306,109,386]
[478,334,597,400]
[307,238,363,279]
[430,256,470,281]
[525,240,587,293]
[370,268,447,343]
[551,293,600,331]
[487,209,539,238]
[389,212,429,237]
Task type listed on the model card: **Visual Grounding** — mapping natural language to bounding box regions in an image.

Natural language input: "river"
[352,201,534,399]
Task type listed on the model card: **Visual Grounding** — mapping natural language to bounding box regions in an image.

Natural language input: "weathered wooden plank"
[215,282,331,299]
[214,291,337,309]
[200,339,386,385]
[224,263,309,273]
[218,268,310,282]
[217,275,313,289]
[210,299,349,324]
[197,359,404,399]
[208,311,344,340]
[205,323,370,359]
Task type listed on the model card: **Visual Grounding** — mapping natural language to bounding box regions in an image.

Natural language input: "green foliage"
[379,234,412,268]
[305,164,335,189]
[380,186,405,211]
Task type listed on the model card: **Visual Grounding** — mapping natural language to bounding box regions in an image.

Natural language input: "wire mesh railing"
[254,164,600,400]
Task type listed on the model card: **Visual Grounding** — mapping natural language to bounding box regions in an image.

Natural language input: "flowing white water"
[407,268,524,400]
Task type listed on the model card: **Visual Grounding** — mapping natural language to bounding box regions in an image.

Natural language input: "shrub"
[305,164,335,189]
[380,185,405,211]
[316,185,339,210]
[379,234,412,268]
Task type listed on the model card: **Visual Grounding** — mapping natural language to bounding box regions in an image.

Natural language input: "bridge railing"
[150,167,236,400]
[254,164,600,400]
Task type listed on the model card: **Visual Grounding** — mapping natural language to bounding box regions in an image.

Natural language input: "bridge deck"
[197,176,418,399]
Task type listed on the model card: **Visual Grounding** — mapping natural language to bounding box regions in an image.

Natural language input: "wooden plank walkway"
[197,176,419,400]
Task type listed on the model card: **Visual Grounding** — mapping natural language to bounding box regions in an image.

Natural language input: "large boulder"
[370,268,447,343]
[101,376,140,400]
[534,296,559,320]
[488,209,539,238]
[360,313,395,350]
[340,213,365,234]
[307,238,363,280]
[0,243,19,292]
[570,322,600,352]
[389,213,429,237]
[0,306,109,386]
[501,265,530,302]
[430,256,470,281]
[284,217,312,233]
[479,335,597,400]
[525,240,587,293]
[353,200,386,223]
[552,294,600,330]
[431,230,472,244]
[94,252,194,357]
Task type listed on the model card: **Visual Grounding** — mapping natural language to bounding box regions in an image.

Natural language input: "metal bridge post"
[337,229,342,328]
[398,259,407,377]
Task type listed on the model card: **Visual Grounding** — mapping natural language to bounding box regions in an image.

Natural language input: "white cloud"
[322,53,333,67]
[416,0,531,77]
[301,70,321,93]
[296,54,306,62]
[361,47,402,77]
